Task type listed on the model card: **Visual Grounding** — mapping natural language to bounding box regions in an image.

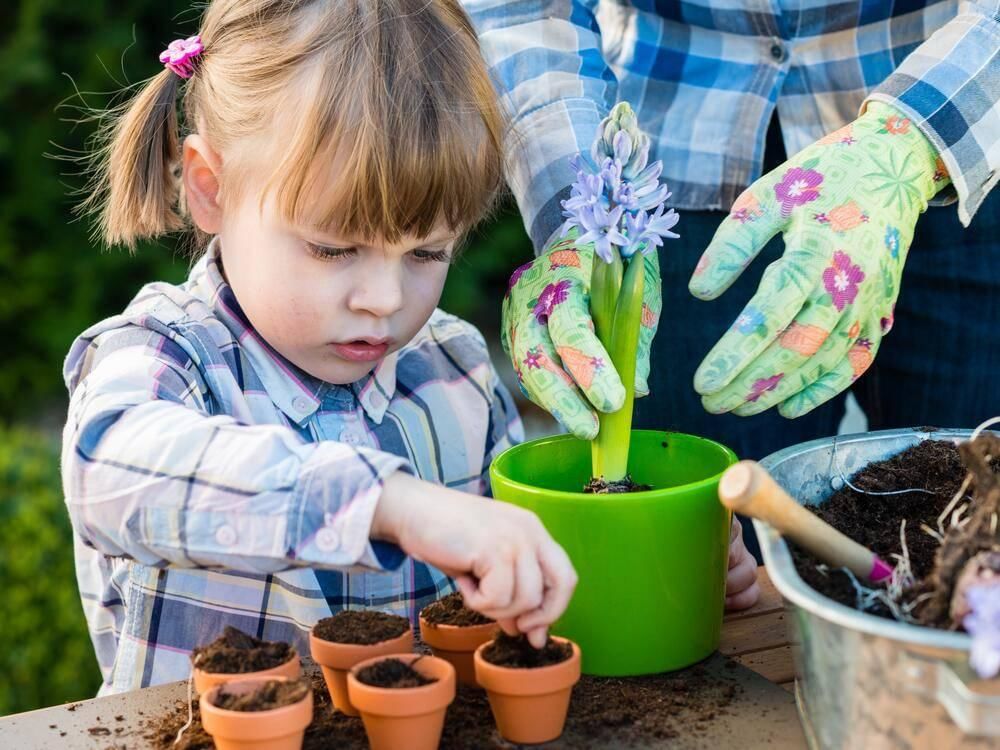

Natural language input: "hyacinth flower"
[963,584,1000,679]
[560,103,679,482]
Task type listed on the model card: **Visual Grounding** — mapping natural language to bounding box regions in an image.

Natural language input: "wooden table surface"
[0,566,803,748]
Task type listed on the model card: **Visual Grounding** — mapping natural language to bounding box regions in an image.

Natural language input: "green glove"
[690,102,949,418]
[502,231,662,439]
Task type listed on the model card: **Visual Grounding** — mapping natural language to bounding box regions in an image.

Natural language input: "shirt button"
[292,396,312,414]
[215,525,237,547]
[770,39,787,62]
[316,527,340,552]
[340,429,362,445]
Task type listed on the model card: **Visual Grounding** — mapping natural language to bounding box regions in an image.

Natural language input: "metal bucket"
[758,428,1000,749]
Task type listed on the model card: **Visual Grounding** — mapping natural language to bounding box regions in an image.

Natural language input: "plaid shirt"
[465,0,1000,249]
[61,242,522,694]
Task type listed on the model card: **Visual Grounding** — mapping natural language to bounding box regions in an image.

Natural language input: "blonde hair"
[82,0,505,249]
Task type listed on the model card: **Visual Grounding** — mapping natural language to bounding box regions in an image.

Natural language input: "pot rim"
[200,675,313,739]
[309,627,414,670]
[346,653,456,716]
[473,638,582,695]
[759,427,976,652]
[418,615,498,651]
[490,430,737,503]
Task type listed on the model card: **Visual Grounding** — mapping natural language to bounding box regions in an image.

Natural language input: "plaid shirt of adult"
[61,243,523,694]
[464,0,1000,249]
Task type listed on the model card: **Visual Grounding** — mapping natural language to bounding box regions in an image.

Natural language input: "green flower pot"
[490,430,736,676]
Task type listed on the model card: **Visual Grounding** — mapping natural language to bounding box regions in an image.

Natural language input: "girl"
[63,0,575,694]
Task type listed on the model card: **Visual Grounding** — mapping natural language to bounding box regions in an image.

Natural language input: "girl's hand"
[726,519,760,610]
[373,472,578,648]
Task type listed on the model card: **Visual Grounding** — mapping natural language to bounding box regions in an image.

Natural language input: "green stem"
[591,254,644,481]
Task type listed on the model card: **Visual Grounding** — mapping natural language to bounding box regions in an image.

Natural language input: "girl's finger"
[726,553,758,596]
[515,541,577,633]
[496,616,519,637]
[460,555,514,614]
[726,581,761,611]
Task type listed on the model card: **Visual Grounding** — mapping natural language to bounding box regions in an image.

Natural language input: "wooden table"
[0,567,804,748]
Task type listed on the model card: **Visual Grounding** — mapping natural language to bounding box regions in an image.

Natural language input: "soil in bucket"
[481,632,573,668]
[191,626,295,673]
[355,658,437,689]
[210,679,310,712]
[420,593,492,627]
[312,611,410,645]
[583,475,652,494]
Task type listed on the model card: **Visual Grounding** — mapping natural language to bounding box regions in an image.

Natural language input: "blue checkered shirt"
[61,242,522,694]
[464,0,999,249]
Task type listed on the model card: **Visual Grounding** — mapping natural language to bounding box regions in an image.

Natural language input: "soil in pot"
[313,611,410,645]
[420,593,492,627]
[192,626,295,673]
[480,632,573,668]
[210,679,310,712]
[355,658,437,689]
[583,475,652,494]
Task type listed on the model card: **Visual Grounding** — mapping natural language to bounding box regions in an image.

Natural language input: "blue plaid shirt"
[61,241,522,693]
[465,0,1000,249]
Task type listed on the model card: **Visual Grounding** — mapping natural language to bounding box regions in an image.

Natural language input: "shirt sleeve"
[62,324,411,574]
[463,0,617,251]
[478,362,525,497]
[864,1,1000,226]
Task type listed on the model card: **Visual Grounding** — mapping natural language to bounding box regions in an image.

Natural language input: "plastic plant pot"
[200,676,313,750]
[347,653,456,750]
[193,651,301,695]
[490,430,736,676]
[473,637,581,744]
[309,626,414,716]
[418,613,498,687]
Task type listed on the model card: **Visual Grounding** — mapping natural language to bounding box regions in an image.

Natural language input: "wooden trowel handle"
[719,460,892,583]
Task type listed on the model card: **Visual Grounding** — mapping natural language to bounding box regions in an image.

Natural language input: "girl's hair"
[82,0,505,249]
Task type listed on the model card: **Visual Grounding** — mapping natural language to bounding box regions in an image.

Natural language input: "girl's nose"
[348,261,404,318]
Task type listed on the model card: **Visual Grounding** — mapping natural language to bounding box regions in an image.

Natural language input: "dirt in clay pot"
[191,626,300,694]
[419,593,498,686]
[347,654,456,750]
[309,610,413,716]
[200,676,312,750]
[474,632,581,744]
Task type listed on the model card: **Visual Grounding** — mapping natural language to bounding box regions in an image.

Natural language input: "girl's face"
[218,193,457,385]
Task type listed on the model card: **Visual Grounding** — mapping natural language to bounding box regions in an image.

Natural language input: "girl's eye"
[411,248,451,264]
[306,242,357,261]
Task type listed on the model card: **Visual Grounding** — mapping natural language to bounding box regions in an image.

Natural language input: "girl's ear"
[183,135,225,234]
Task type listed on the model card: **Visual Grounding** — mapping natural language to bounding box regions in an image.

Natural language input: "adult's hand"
[690,103,948,418]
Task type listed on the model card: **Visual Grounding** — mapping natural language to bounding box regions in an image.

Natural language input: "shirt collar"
[194,239,398,426]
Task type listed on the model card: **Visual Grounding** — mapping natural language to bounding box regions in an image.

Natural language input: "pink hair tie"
[159,36,204,79]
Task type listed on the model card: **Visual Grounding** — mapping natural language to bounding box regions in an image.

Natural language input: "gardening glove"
[502,230,662,440]
[689,102,949,418]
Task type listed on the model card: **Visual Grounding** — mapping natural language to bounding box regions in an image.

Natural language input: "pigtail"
[81,69,186,249]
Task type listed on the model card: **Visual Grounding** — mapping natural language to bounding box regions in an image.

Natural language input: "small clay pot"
[474,637,581,744]
[347,653,456,750]
[419,614,498,686]
[309,626,414,716]
[193,651,301,695]
[200,676,313,750]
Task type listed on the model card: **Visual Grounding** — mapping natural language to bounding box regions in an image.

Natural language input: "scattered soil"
[210,678,310,712]
[421,592,493,627]
[584,475,652,494]
[190,626,295,674]
[481,632,572,668]
[312,610,410,645]
[355,658,437,689]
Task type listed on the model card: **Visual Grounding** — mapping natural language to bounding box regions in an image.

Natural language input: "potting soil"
[421,591,493,627]
[481,632,572,668]
[355,657,437,688]
[312,610,410,645]
[190,626,295,674]
[209,678,310,712]
[583,475,652,494]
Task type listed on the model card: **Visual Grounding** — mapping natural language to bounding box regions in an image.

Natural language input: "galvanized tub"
[758,428,1000,749]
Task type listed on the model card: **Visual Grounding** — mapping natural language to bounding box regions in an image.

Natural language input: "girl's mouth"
[330,339,390,362]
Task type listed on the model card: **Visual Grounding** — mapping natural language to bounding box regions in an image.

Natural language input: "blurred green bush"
[0,424,102,715]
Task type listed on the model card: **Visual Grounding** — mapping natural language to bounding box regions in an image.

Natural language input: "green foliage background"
[0,0,533,715]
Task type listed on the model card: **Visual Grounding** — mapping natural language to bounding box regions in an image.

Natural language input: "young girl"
[62,0,577,694]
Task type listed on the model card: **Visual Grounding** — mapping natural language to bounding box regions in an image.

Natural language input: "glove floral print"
[689,102,949,418]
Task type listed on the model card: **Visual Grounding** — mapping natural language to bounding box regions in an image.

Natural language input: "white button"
[215,525,237,546]
[340,429,362,445]
[316,527,340,552]
[292,396,312,413]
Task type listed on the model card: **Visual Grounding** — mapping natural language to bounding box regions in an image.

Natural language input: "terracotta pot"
[193,651,301,695]
[309,626,413,716]
[347,653,456,750]
[200,676,312,750]
[474,637,581,744]
[419,614,498,686]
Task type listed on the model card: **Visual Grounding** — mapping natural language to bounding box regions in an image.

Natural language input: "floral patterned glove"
[502,230,661,439]
[689,102,949,418]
